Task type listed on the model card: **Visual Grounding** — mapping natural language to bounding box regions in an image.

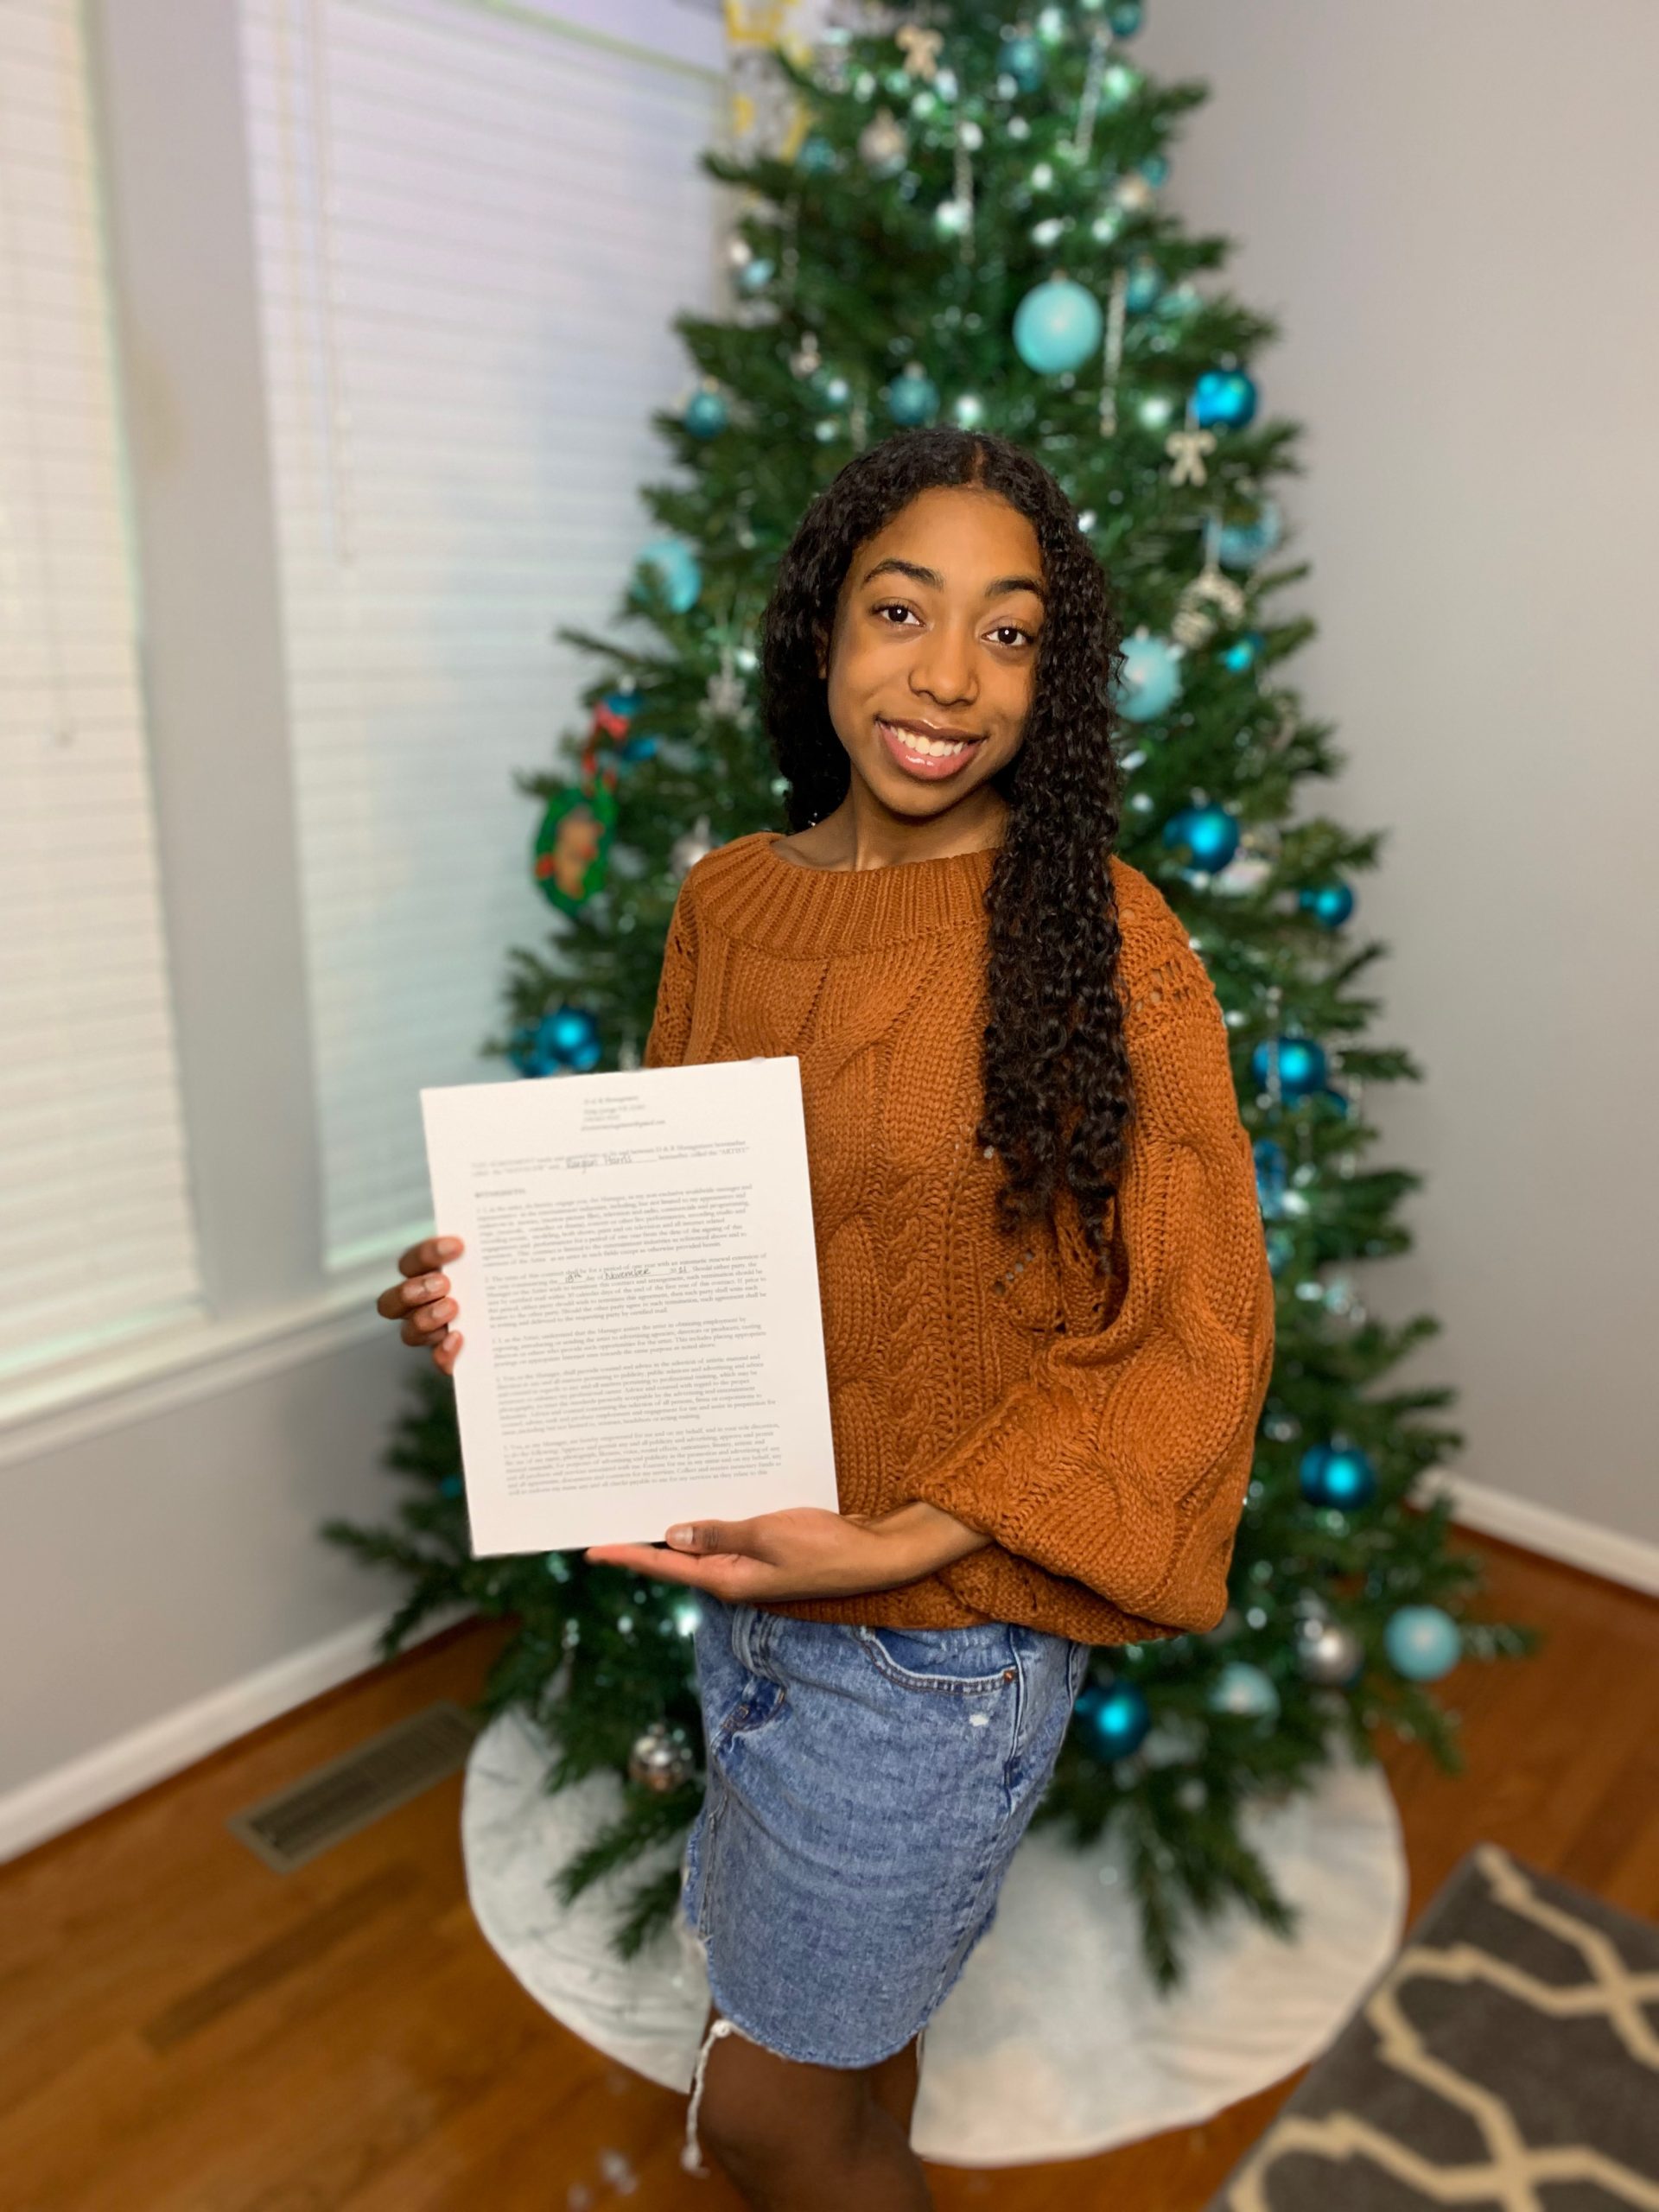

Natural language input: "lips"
[876,716,985,782]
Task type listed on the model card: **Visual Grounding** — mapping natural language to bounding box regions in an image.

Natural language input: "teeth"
[887,723,972,758]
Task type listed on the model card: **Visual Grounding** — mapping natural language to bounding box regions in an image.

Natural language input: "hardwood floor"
[3,1532,1655,2210]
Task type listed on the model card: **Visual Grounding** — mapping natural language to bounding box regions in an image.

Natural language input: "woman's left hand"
[583,1498,989,1604]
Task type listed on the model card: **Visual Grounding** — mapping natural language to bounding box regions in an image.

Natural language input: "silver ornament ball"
[1296,1618,1365,1687]
[627,1720,696,1793]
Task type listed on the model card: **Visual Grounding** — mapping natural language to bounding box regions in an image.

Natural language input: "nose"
[907,618,977,709]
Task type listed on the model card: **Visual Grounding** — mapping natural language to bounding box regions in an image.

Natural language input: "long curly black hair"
[761,427,1134,1263]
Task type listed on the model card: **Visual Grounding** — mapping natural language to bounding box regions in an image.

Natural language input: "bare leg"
[687,2005,931,2211]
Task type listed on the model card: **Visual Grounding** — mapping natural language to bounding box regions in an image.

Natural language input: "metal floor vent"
[227,1701,482,1872]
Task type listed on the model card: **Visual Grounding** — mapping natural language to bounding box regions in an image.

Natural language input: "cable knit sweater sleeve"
[641,876,699,1070]
[905,914,1276,1635]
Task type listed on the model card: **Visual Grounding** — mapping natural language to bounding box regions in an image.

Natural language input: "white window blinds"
[239,0,719,1272]
[0,0,204,1389]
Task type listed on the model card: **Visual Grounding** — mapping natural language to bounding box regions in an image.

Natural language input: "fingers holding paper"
[583,1498,990,1604]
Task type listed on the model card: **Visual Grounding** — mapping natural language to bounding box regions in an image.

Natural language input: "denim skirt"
[677,1593,1090,2072]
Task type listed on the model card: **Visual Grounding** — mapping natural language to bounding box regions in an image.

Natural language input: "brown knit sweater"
[643,830,1275,1646]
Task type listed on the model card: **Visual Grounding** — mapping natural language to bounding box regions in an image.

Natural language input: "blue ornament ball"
[1013,277,1103,376]
[1209,1662,1281,1722]
[1076,1681,1153,1760]
[620,733,658,766]
[636,535,702,614]
[682,387,728,440]
[1124,257,1162,313]
[512,1003,602,1077]
[1221,630,1265,671]
[1162,802,1240,873]
[1140,152,1168,187]
[602,685,639,722]
[1192,367,1259,429]
[1254,1138,1288,1219]
[1300,1443,1377,1510]
[1112,631,1182,721]
[886,363,939,425]
[1249,1033,1328,1100]
[795,135,837,175]
[1265,1226,1295,1276]
[1384,1605,1460,1683]
[1300,880,1356,928]
[1109,0,1144,34]
[736,256,774,294]
[1217,498,1284,570]
[1003,35,1046,91]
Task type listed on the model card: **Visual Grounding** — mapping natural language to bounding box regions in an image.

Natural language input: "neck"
[792,778,1008,873]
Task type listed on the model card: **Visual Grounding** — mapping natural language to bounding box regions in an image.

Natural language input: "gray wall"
[1139,0,1659,1549]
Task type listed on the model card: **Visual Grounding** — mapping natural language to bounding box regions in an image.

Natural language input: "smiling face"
[821,486,1045,819]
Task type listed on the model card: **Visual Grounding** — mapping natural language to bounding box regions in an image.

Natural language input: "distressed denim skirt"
[677,1593,1090,2076]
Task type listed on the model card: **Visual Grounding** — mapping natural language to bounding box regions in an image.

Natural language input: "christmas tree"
[326,0,1529,1986]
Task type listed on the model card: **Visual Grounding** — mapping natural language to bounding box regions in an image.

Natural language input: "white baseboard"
[0,1603,474,1865]
[1430,1474,1659,1599]
[5,1482,1654,1868]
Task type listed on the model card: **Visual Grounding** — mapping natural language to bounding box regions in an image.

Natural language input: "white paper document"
[418,1058,839,1556]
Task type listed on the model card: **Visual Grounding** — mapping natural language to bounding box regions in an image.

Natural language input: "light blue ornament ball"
[1249,1033,1328,1099]
[1124,257,1162,314]
[1163,803,1240,873]
[886,364,939,425]
[1003,35,1046,91]
[796,135,837,175]
[1300,880,1356,928]
[1014,277,1103,376]
[737,256,775,294]
[1109,0,1144,35]
[1217,497,1284,570]
[1192,368,1259,429]
[538,1004,602,1072]
[637,535,702,614]
[1141,152,1168,187]
[1112,632,1183,721]
[1221,630,1266,671]
[1384,1605,1460,1682]
[1209,1662,1281,1722]
[1076,1681,1153,1760]
[683,388,728,440]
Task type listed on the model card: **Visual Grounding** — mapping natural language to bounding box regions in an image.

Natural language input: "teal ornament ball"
[1192,368,1259,429]
[1109,0,1144,34]
[1125,257,1162,313]
[1254,1138,1288,1219]
[796,135,837,175]
[1112,631,1183,721]
[1250,1034,1328,1099]
[1209,1662,1281,1722]
[1300,880,1356,928]
[636,535,702,614]
[886,363,939,425]
[439,1474,463,1499]
[1300,1443,1377,1510]
[1141,152,1168,187]
[1217,498,1284,570]
[1384,1605,1460,1683]
[683,388,728,439]
[1003,34,1045,91]
[1163,803,1241,873]
[620,733,658,765]
[1266,1226,1295,1275]
[1013,276,1103,375]
[602,686,639,721]
[1221,630,1265,671]
[737,256,775,294]
[1076,1681,1152,1760]
[509,1004,602,1077]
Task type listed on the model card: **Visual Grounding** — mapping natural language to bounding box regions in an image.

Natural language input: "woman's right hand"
[376,1235,466,1373]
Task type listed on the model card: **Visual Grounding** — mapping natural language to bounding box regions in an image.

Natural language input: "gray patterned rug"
[1211,1844,1659,2209]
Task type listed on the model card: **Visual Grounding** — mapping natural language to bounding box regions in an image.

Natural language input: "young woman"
[378,429,1274,2210]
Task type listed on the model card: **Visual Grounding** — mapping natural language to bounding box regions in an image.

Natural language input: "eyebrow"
[860,556,1046,600]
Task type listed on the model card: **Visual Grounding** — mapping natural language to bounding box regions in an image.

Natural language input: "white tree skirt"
[461,1709,1407,2167]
